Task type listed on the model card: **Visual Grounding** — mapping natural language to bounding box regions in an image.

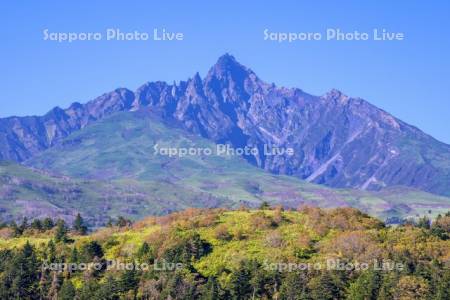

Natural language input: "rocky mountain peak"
[186,72,204,96]
[322,88,350,104]
[206,53,254,82]
[2,54,450,197]
[214,53,240,69]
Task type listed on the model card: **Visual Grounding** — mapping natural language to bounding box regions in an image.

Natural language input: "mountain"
[23,110,450,223]
[2,54,450,197]
[0,88,134,161]
[131,54,450,196]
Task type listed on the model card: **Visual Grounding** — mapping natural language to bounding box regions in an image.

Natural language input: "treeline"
[0,214,133,239]
[0,207,448,299]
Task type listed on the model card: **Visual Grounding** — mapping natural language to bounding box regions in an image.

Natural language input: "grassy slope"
[0,110,443,224]
[0,160,235,226]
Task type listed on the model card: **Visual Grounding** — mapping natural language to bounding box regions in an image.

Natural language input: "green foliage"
[346,270,382,300]
[4,111,447,225]
[435,269,450,300]
[119,268,139,295]
[0,208,448,299]
[308,271,346,300]
[78,280,101,300]
[259,201,271,210]
[73,213,88,235]
[163,232,211,264]
[116,216,132,228]
[10,221,21,237]
[229,260,253,299]
[136,242,154,263]
[95,275,120,299]
[54,220,69,243]
[59,280,76,300]
[80,240,104,261]
[42,217,55,230]
[30,219,43,231]
[200,277,221,300]
[417,216,431,229]
[0,242,40,299]
[279,271,309,300]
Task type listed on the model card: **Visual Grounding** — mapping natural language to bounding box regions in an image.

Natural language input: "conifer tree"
[73,213,88,235]
[346,270,382,300]
[59,280,76,300]
[55,220,68,243]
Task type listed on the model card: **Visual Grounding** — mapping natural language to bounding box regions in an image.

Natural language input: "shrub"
[394,275,430,300]
[0,227,14,239]
[265,230,283,248]
[273,206,284,225]
[233,227,247,240]
[215,224,233,241]
[250,212,274,230]
[319,231,382,262]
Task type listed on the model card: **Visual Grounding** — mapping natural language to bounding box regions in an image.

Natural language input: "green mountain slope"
[0,160,236,226]
[20,110,450,223]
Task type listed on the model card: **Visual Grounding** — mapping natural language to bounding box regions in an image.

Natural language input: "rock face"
[0,88,134,161]
[2,54,450,196]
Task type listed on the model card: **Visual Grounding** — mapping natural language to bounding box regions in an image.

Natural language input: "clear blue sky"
[1,1,449,143]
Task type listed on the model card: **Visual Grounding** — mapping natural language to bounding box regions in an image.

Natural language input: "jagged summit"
[215,53,239,67]
[206,53,254,81]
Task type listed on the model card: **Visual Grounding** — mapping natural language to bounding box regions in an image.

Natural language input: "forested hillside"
[0,206,448,299]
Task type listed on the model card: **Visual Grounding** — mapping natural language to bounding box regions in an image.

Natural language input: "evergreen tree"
[31,219,43,231]
[279,271,309,300]
[119,267,139,294]
[116,216,131,227]
[47,271,62,300]
[249,260,276,299]
[80,241,104,261]
[346,270,382,300]
[201,277,220,300]
[78,280,100,300]
[95,275,119,300]
[58,280,76,300]
[20,217,29,233]
[43,217,55,230]
[69,247,79,264]
[163,233,211,264]
[435,269,450,299]
[0,249,13,273]
[38,269,51,300]
[161,271,196,300]
[417,216,431,229]
[55,219,69,243]
[73,213,88,235]
[377,273,398,300]
[0,242,40,299]
[10,220,22,236]
[259,201,271,210]
[106,217,113,227]
[46,240,57,263]
[136,241,153,263]
[230,260,253,299]
[308,271,345,300]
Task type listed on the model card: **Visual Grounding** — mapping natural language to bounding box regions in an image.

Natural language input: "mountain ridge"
[2,54,450,196]
[21,110,450,223]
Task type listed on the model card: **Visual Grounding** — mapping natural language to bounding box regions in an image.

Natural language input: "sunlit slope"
[23,110,450,221]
